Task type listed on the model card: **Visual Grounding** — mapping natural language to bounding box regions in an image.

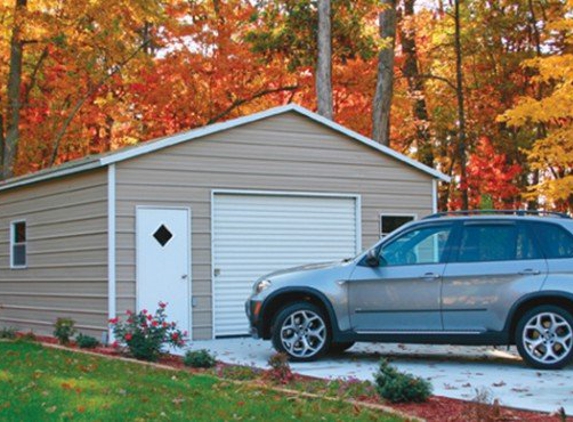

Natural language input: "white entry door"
[213,193,359,336]
[136,207,191,334]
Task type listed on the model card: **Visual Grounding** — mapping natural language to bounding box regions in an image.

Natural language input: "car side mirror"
[366,249,380,267]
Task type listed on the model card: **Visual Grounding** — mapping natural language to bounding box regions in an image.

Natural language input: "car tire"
[516,305,573,370]
[271,302,330,362]
[329,342,355,354]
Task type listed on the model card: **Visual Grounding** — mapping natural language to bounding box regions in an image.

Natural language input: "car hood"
[260,259,352,281]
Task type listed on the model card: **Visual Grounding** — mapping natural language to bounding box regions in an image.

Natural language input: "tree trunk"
[399,0,433,167]
[372,0,396,146]
[316,0,333,119]
[0,113,4,174]
[454,0,468,209]
[2,0,27,180]
[526,0,545,210]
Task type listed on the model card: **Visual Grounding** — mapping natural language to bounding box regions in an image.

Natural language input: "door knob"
[518,269,541,275]
[181,274,188,279]
[419,272,440,280]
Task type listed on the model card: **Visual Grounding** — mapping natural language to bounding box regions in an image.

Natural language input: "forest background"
[1,0,572,211]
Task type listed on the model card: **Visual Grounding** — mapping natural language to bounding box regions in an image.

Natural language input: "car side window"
[456,223,542,263]
[379,225,452,266]
[531,222,573,259]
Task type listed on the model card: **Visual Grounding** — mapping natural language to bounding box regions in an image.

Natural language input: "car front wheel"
[271,302,330,362]
[516,305,573,370]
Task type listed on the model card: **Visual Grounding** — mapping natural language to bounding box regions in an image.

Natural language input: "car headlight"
[254,279,272,294]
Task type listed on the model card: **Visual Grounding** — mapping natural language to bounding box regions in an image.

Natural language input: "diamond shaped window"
[153,224,173,247]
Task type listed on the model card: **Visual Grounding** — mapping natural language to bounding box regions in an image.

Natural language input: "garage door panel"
[213,193,358,337]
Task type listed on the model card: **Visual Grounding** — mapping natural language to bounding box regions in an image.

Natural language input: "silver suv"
[246,211,573,369]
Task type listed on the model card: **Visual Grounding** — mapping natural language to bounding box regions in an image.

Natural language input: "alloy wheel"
[279,309,327,359]
[522,311,573,365]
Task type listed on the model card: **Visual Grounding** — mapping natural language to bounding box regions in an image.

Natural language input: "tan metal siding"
[115,112,435,340]
[0,170,108,337]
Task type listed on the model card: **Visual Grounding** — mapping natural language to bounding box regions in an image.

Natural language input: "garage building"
[0,104,449,341]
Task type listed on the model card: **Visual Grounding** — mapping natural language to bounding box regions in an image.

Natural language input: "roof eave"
[0,103,450,192]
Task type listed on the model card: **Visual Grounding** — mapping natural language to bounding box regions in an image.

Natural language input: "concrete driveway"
[184,338,573,415]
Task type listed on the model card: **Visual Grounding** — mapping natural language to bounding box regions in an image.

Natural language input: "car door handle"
[518,269,541,275]
[419,272,441,280]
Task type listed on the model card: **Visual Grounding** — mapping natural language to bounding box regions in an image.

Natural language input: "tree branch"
[415,73,457,91]
[23,46,49,106]
[207,85,299,125]
[49,39,150,167]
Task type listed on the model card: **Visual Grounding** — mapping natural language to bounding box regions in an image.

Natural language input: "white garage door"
[213,192,359,336]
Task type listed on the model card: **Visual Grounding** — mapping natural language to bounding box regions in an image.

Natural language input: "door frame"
[135,205,192,334]
[210,189,362,338]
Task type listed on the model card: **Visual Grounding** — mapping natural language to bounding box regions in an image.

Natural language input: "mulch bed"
[13,333,570,422]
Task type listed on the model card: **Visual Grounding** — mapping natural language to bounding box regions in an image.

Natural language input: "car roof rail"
[423,209,571,219]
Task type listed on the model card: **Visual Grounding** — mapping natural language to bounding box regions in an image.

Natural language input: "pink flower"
[162,322,168,328]
[151,321,158,327]
[108,317,119,324]
[147,314,153,321]
[126,310,133,315]
[125,333,132,341]
[158,301,167,309]
[183,331,188,337]
[171,333,179,341]
[142,309,148,315]
[111,341,119,348]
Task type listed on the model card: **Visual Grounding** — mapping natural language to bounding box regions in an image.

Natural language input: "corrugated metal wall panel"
[212,193,357,336]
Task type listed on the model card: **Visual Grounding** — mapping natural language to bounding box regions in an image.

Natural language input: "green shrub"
[17,331,37,342]
[183,349,216,368]
[0,327,16,339]
[374,359,432,403]
[266,352,294,384]
[76,333,100,349]
[53,318,76,345]
[109,302,187,361]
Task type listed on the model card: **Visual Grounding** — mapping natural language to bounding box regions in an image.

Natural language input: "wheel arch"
[506,291,573,342]
[259,287,340,341]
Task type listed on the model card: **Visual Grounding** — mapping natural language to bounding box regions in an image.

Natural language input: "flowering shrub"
[109,302,187,361]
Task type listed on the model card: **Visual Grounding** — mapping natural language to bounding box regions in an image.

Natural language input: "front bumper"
[245,299,263,339]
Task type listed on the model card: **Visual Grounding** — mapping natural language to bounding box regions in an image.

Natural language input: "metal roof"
[0,104,450,192]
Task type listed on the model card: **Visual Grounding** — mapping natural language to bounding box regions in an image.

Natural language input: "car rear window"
[531,222,573,259]
[456,223,542,262]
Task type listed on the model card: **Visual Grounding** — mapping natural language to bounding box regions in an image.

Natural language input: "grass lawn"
[0,341,404,421]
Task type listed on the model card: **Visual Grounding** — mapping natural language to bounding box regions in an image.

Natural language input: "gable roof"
[0,104,449,192]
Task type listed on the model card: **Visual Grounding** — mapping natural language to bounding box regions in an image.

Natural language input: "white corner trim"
[355,195,362,254]
[210,190,216,339]
[107,164,116,342]
[432,179,438,214]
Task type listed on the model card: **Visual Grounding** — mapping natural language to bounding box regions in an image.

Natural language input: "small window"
[456,223,542,263]
[380,214,416,237]
[531,222,573,259]
[10,221,27,268]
